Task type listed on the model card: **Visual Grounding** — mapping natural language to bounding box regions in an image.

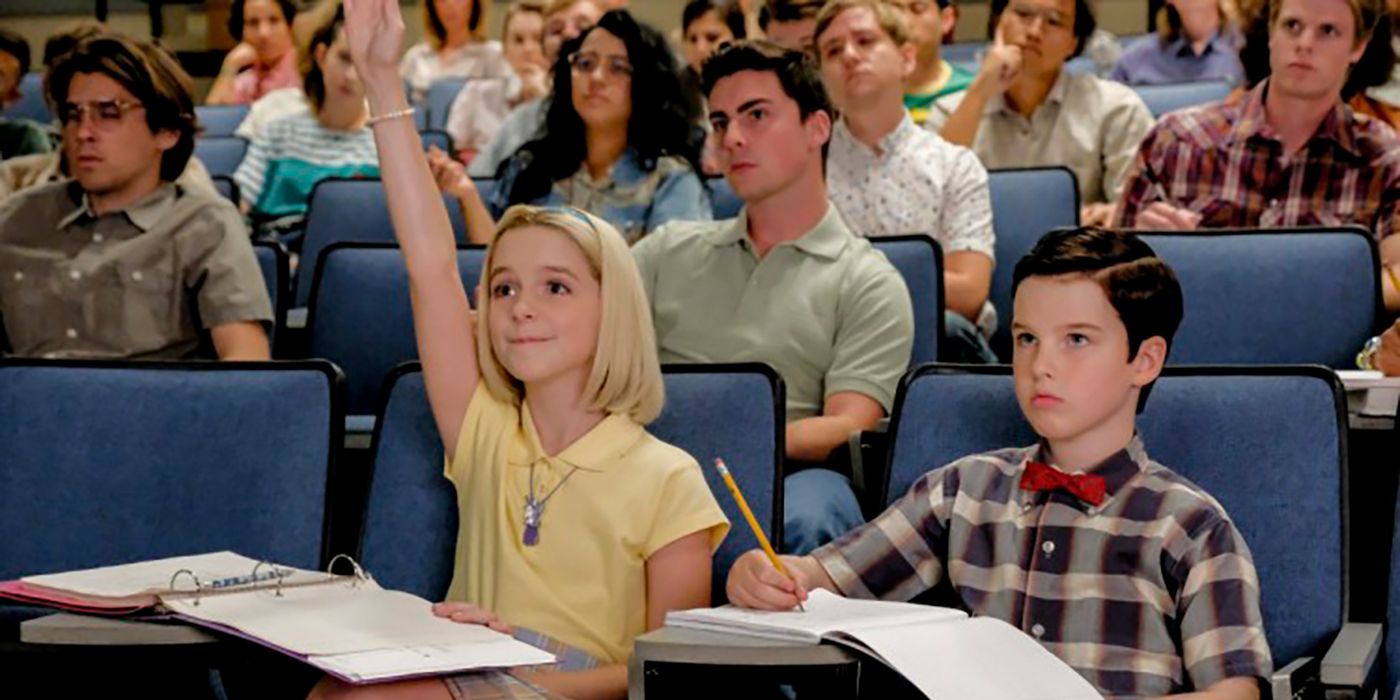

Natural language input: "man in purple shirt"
[1110,0,1243,85]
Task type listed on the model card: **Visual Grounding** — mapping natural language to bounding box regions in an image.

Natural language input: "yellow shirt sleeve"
[444,383,515,486]
[642,454,730,559]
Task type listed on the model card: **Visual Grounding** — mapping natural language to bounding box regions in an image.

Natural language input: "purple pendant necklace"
[523,462,581,547]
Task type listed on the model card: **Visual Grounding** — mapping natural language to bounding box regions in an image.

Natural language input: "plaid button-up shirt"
[1116,80,1400,236]
[812,437,1272,698]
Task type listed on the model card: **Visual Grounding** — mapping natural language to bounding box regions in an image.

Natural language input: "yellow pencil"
[713,458,805,612]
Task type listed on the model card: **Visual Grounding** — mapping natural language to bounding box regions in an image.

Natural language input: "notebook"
[1337,370,1400,417]
[666,590,1103,700]
[0,552,555,684]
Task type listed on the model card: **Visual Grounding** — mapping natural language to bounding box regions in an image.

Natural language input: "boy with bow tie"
[726,226,1272,699]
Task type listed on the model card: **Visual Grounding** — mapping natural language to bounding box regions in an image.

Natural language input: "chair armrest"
[1319,622,1383,698]
[1271,655,1317,700]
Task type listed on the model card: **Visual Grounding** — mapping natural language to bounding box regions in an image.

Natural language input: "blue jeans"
[943,311,998,364]
[782,469,866,555]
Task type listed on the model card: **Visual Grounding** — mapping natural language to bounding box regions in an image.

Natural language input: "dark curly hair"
[502,10,703,205]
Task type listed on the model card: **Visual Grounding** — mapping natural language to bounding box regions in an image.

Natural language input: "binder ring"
[252,560,288,598]
[325,554,372,588]
[169,569,203,606]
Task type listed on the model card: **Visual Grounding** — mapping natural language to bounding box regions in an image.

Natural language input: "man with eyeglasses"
[0,34,272,360]
[928,0,1153,227]
[888,0,976,125]
[816,0,997,363]
[469,0,605,177]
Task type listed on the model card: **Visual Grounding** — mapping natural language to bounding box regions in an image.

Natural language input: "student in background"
[234,1,379,232]
[635,40,914,554]
[891,0,977,126]
[207,0,300,105]
[315,3,729,699]
[0,34,271,360]
[443,2,549,163]
[440,10,710,244]
[400,0,513,103]
[1117,0,1400,313]
[0,24,218,198]
[680,0,747,174]
[1111,0,1244,85]
[469,0,605,178]
[0,29,52,161]
[816,0,997,363]
[1236,0,1400,127]
[760,0,825,53]
[728,227,1272,700]
[929,0,1154,226]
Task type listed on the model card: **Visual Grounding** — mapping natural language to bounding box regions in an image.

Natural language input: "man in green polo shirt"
[633,40,914,554]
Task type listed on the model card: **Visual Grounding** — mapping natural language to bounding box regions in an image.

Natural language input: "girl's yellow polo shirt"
[445,385,729,664]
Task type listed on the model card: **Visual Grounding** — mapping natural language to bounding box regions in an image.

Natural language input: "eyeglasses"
[567,52,633,80]
[58,99,146,129]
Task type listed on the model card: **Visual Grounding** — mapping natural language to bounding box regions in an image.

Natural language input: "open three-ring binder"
[0,551,555,684]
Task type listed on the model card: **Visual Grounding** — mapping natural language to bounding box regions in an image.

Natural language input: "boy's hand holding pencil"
[713,458,817,612]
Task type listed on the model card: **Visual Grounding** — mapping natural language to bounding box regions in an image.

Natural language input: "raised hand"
[343,0,407,105]
[975,25,1022,96]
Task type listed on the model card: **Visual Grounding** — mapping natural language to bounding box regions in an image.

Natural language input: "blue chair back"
[649,364,786,602]
[2,73,49,123]
[883,365,1346,666]
[1064,55,1097,75]
[296,178,470,306]
[252,241,289,344]
[941,42,984,65]
[1140,229,1381,367]
[211,175,239,203]
[987,167,1080,360]
[0,360,343,578]
[358,365,457,601]
[1133,81,1232,118]
[306,243,485,417]
[195,104,251,138]
[419,129,453,153]
[871,235,943,366]
[193,136,249,177]
[358,362,786,605]
[426,77,469,131]
[708,178,744,219]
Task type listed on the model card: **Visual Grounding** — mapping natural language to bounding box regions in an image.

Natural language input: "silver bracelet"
[1357,335,1383,370]
[366,107,415,126]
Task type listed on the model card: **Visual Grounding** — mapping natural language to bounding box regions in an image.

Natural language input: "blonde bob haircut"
[475,205,666,424]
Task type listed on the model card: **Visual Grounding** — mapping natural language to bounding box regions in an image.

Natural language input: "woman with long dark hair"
[437,10,710,244]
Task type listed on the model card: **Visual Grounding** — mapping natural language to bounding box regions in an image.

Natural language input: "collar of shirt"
[987,69,1071,118]
[707,202,852,260]
[1230,80,1362,159]
[1024,434,1148,511]
[1166,31,1232,59]
[506,397,645,473]
[57,181,179,232]
[831,111,919,161]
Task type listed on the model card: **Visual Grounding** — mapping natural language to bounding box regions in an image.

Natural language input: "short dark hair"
[0,29,31,75]
[684,0,748,39]
[701,39,832,121]
[758,0,824,30]
[42,22,104,70]
[1011,227,1184,411]
[988,0,1097,58]
[229,0,298,43]
[46,34,197,182]
[302,2,346,113]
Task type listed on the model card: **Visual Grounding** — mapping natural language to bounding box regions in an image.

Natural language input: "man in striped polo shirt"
[727,227,1272,699]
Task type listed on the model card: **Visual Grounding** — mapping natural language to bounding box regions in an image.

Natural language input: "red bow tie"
[1020,461,1107,506]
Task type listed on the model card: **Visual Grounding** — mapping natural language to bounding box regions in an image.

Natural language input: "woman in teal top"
[234,3,379,230]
